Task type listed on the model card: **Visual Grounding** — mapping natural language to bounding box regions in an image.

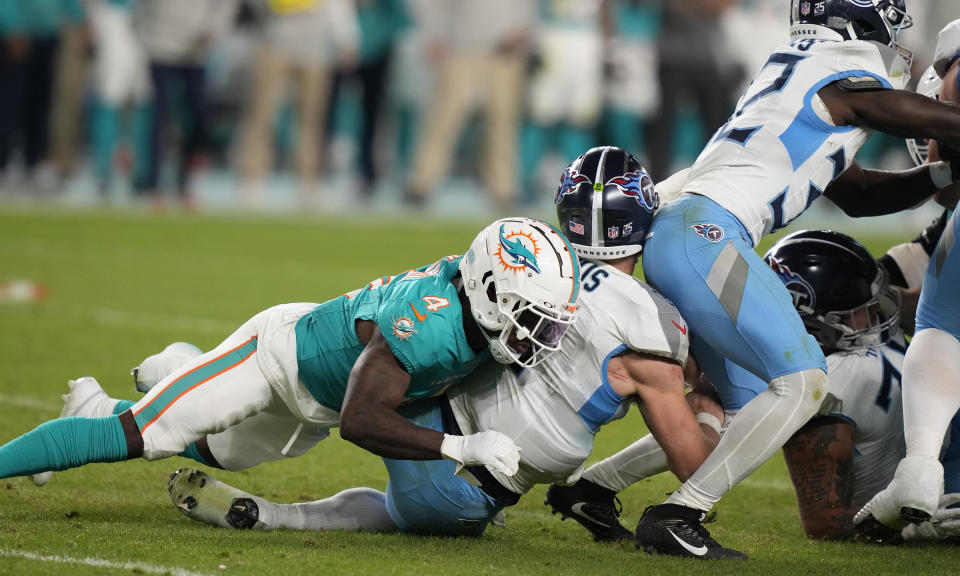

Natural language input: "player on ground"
[630,0,960,559]
[766,230,960,543]
[856,19,960,534]
[92,148,719,538]
[0,218,581,498]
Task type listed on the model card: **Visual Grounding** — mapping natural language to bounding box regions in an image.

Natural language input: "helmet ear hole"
[485,281,497,305]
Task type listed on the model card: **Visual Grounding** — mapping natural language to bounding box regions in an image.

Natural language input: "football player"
[97,148,719,539]
[856,18,960,535]
[630,0,960,559]
[0,218,581,503]
[763,230,960,543]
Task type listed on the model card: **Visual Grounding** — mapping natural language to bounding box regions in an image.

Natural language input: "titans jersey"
[816,332,908,509]
[295,256,487,412]
[685,38,910,246]
[448,261,689,495]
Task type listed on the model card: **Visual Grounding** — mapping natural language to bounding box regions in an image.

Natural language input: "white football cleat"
[168,468,266,530]
[132,342,203,394]
[855,456,944,530]
[31,377,116,486]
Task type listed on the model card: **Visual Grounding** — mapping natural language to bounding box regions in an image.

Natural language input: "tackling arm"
[782,418,857,540]
[339,326,446,460]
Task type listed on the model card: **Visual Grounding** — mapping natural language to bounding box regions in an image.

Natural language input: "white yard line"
[93,308,237,335]
[0,393,61,413]
[0,548,217,576]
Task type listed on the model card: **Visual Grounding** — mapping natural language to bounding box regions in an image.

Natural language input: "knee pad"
[769,368,828,420]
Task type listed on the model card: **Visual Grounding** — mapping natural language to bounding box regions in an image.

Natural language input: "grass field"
[1,206,958,576]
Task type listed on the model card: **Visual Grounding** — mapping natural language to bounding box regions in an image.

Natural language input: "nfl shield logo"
[607,226,620,239]
[801,2,811,16]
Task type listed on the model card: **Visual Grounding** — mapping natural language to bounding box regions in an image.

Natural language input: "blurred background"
[0,0,958,231]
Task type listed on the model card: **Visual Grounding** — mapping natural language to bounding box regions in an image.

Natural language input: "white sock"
[264,488,398,533]
[582,434,669,492]
[667,368,827,511]
[903,329,960,460]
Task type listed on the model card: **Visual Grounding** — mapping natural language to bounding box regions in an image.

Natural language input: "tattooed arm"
[782,417,856,540]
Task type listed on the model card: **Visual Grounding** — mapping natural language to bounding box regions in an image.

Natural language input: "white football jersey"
[817,331,908,509]
[448,261,689,495]
[684,38,910,246]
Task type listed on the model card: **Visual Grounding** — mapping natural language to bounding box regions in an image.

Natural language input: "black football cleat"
[545,479,634,543]
[634,504,747,560]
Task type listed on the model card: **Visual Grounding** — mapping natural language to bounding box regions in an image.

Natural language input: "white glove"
[440,431,520,476]
[901,493,960,541]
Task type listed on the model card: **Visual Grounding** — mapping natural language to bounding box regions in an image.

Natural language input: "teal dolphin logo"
[499,225,541,274]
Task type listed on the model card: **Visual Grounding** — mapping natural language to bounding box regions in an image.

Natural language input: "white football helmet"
[906,66,942,167]
[459,217,581,367]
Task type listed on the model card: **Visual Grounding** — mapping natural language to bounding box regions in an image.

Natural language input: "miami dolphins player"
[0,218,581,504]
[119,147,717,539]
[856,19,960,536]
[631,0,960,558]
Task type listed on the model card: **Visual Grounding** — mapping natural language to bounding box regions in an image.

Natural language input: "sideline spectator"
[645,0,738,180]
[134,0,236,205]
[238,0,358,209]
[405,0,535,211]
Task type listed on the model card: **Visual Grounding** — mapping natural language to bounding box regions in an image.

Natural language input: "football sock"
[263,488,398,533]
[0,416,129,479]
[112,400,135,415]
[667,368,827,512]
[582,434,668,493]
[902,329,960,460]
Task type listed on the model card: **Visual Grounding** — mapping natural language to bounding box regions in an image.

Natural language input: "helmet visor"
[496,299,577,367]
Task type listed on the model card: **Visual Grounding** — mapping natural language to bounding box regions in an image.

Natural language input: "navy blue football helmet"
[555,146,658,260]
[790,0,912,49]
[763,230,899,352]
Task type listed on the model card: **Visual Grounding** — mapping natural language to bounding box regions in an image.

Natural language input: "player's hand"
[901,493,960,541]
[440,431,521,476]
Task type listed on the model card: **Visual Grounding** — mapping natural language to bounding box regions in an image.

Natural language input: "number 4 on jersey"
[421,296,450,312]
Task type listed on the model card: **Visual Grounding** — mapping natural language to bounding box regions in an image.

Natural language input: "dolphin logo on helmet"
[498,225,542,274]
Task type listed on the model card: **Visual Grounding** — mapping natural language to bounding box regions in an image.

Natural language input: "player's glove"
[901,493,960,542]
[440,431,521,476]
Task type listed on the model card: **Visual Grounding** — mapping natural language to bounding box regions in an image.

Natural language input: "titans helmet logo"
[497,224,542,275]
[606,171,657,212]
[555,168,591,205]
[767,257,816,311]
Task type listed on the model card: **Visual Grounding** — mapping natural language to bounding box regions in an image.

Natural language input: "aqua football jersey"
[295,255,488,412]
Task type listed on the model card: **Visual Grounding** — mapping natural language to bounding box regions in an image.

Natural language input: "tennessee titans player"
[633,0,960,559]
[0,218,581,508]
[764,230,960,543]
[856,18,960,537]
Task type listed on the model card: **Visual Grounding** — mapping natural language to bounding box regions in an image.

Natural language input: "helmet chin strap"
[488,338,515,365]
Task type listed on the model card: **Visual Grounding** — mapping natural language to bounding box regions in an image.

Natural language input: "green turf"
[1,207,958,575]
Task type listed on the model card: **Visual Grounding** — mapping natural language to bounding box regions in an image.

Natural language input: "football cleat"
[167,467,264,530]
[634,504,747,560]
[544,479,633,542]
[31,377,116,486]
[854,456,944,530]
[132,342,203,394]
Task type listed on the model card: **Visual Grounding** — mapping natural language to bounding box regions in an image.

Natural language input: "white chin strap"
[488,339,515,365]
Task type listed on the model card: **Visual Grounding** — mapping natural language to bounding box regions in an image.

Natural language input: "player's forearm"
[826,165,938,216]
[339,405,446,460]
[783,421,857,540]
